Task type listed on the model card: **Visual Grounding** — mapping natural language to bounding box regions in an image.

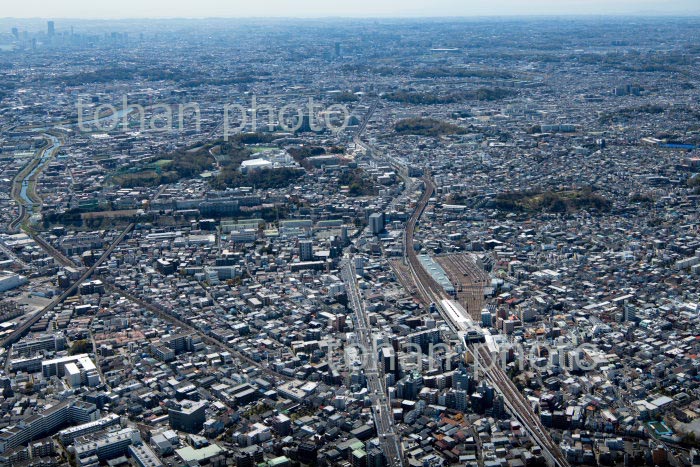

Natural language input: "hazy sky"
[3,0,699,18]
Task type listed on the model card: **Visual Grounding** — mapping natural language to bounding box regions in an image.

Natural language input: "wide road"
[339,99,404,467]
[341,261,403,467]
[403,175,570,467]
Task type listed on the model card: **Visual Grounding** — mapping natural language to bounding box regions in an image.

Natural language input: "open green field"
[250,146,277,153]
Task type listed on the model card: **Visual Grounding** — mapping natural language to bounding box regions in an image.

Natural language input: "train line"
[100,281,293,383]
[31,232,80,268]
[437,254,488,320]
[1,223,135,349]
[403,174,570,467]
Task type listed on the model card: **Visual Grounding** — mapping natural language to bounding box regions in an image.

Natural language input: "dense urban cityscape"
[0,13,699,467]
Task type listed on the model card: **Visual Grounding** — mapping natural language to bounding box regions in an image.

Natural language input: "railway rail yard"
[404,175,571,467]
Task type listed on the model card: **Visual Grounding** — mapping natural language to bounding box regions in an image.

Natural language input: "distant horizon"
[2,0,700,20]
[3,13,700,23]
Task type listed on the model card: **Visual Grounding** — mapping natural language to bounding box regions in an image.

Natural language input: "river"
[19,134,61,207]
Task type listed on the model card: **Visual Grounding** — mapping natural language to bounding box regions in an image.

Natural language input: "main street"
[341,260,403,467]
[338,100,404,466]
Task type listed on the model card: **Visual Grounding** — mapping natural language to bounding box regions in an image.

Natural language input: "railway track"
[437,254,488,319]
[388,259,419,298]
[1,223,135,349]
[30,232,79,268]
[101,281,293,383]
[402,175,570,467]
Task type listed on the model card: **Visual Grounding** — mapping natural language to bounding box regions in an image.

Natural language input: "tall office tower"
[454,388,468,411]
[454,364,472,393]
[299,240,313,261]
[481,309,492,327]
[367,447,385,467]
[335,42,341,57]
[297,114,313,133]
[493,393,506,418]
[47,21,55,37]
[11,28,19,40]
[369,212,385,235]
